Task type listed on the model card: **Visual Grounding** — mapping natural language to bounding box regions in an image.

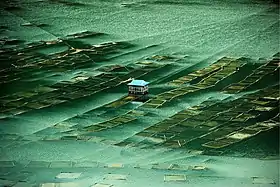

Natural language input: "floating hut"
[127,79,149,100]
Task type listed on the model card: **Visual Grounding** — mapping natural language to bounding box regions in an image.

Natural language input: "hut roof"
[127,80,149,86]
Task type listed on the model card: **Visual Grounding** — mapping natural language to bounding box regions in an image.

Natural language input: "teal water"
[0,0,279,186]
